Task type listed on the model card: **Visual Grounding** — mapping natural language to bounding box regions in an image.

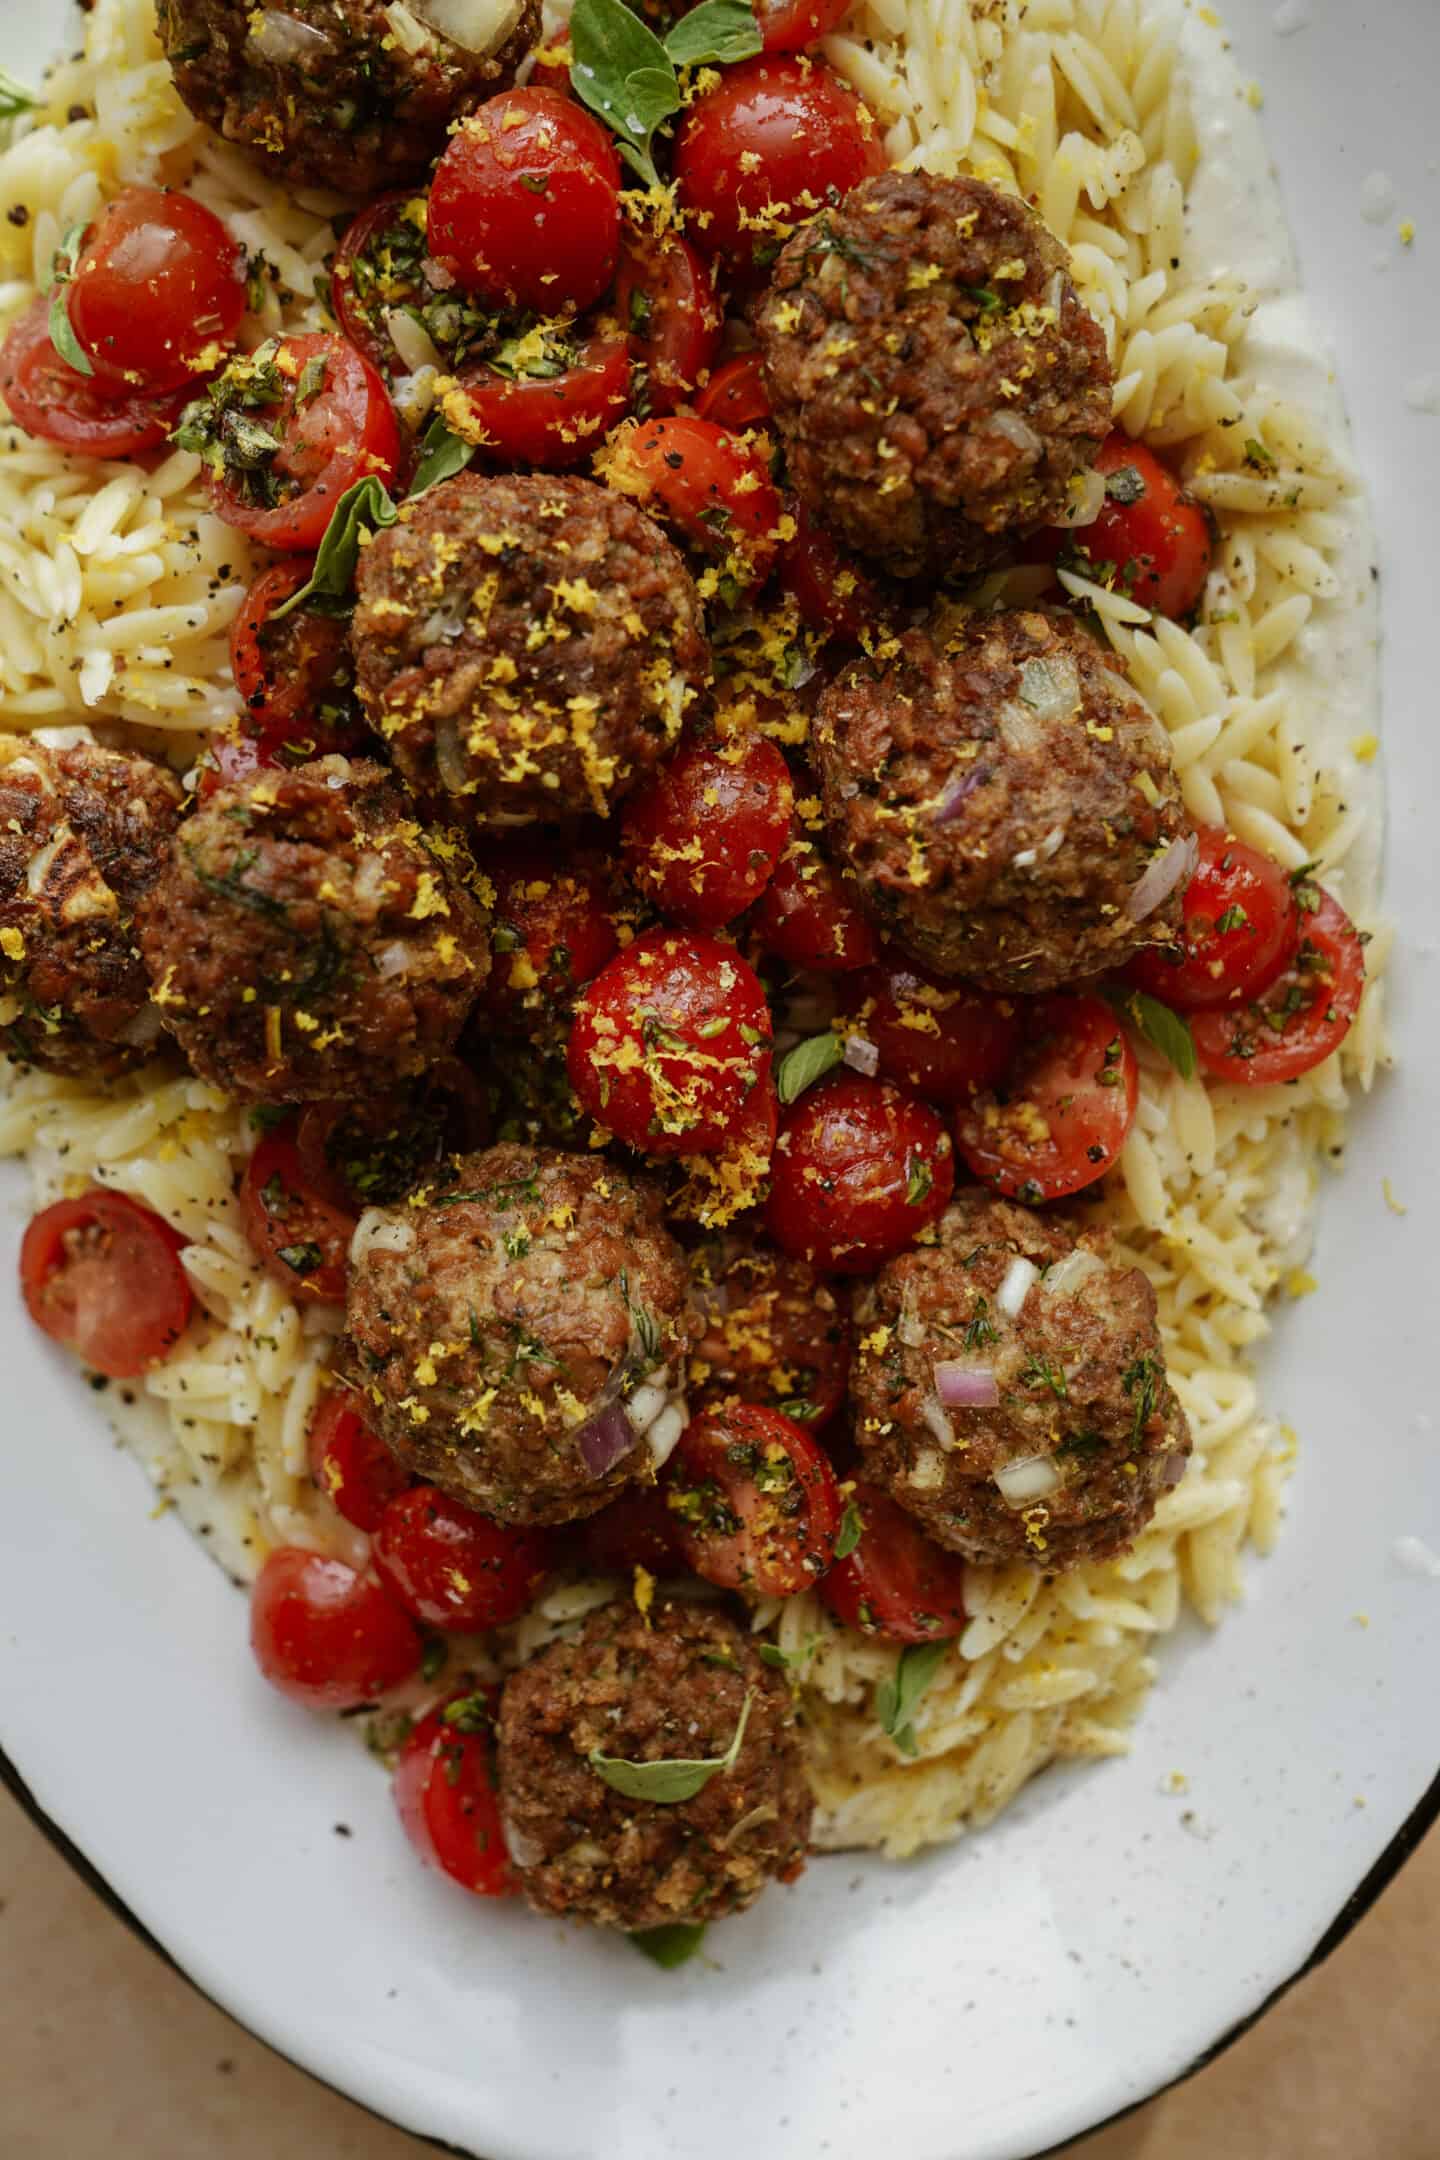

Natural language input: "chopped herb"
[275,1241,323,1276]
[589,1689,754,1802]
[874,1640,949,1757]
[620,1268,662,1364]
[777,1031,843,1105]
[1242,437,1277,473]
[962,1299,998,1352]
[1213,904,1249,936]
[1102,984,1197,1082]
[630,1921,707,1968]
[1021,1350,1068,1400]
[420,1636,449,1684]
[834,1497,863,1560]
[439,1691,493,1733]
[963,285,1003,314]
[293,353,329,405]
[1121,1352,1161,1447]
[1104,463,1146,506]
[905,1156,934,1208]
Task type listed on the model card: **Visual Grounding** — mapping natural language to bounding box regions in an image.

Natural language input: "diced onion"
[997,701,1041,753]
[411,0,528,52]
[933,1360,1000,1408]
[646,1401,686,1467]
[1161,1451,1188,1488]
[997,1255,1039,1318]
[933,760,990,825]
[1125,831,1198,922]
[994,1453,1062,1507]
[349,1210,416,1265]
[1042,1249,1104,1300]
[247,10,336,63]
[897,1311,927,1348]
[985,409,1042,455]
[843,1033,879,1077]
[383,307,443,374]
[384,2,433,52]
[920,1397,956,1450]
[1062,466,1108,529]
[434,716,471,793]
[578,1403,636,1479]
[33,724,95,750]
[623,1374,669,1433]
[502,1816,544,1869]
[908,1447,947,1492]
[1017,652,1080,724]
[375,939,414,980]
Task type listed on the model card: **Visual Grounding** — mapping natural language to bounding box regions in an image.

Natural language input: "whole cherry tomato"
[229,561,362,757]
[754,0,852,48]
[614,227,722,416]
[308,1389,411,1533]
[1190,884,1364,1086]
[62,185,247,393]
[766,1071,953,1274]
[604,415,784,584]
[621,730,794,930]
[818,1480,969,1644]
[842,955,1021,1105]
[249,1548,421,1709]
[372,1488,551,1632]
[666,1401,843,1597]
[20,1189,192,1379]
[955,994,1137,1203]
[445,332,631,469]
[393,1690,515,1896]
[1127,827,1298,1012]
[239,1123,357,1306]
[1060,433,1212,619]
[0,295,193,457]
[751,820,879,972]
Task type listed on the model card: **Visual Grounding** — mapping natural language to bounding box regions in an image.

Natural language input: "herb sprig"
[568,0,761,187]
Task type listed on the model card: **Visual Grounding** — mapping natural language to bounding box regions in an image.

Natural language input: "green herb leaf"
[834,1497,863,1561]
[664,0,763,68]
[293,352,328,406]
[589,1689,754,1803]
[1104,463,1146,506]
[276,1240,323,1276]
[47,223,93,378]
[271,474,398,621]
[1213,903,1249,937]
[569,0,681,188]
[1103,984,1197,1081]
[630,1921,707,1968]
[874,1640,949,1757]
[410,414,477,497]
[905,1155,934,1207]
[1242,436,1277,473]
[777,1030,843,1105]
[0,68,37,119]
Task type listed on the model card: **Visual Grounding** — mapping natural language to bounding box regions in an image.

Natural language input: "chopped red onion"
[933,763,990,826]
[934,1360,1000,1408]
[247,9,336,62]
[1161,1452,1188,1488]
[843,1034,880,1078]
[1125,832,1199,922]
[577,1403,636,1479]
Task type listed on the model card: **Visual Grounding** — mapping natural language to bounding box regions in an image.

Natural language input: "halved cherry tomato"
[63,186,247,394]
[818,1480,968,1644]
[666,1401,842,1596]
[476,846,619,1032]
[842,955,1022,1105]
[1127,827,1298,1012]
[308,1389,411,1533]
[577,1484,688,1576]
[239,1124,357,1305]
[568,927,774,1156]
[446,332,630,469]
[20,1190,192,1379]
[1066,435,1212,619]
[751,820,879,972]
[766,1072,954,1274]
[294,1063,491,1211]
[604,415,784,583]
[0,296,193,457]
[428,88,622,313]
[779,498,887,644]
[332,192,496,380]
[372,1487,551,1632]
[1191,885,1364,1085]
[249,1548,421,1709]
[754,0,852,48]
[674,56,886,269]
[693,352,772,430]
[229,561,363,756]
[689,1233,851,1428]
[614,227,722,416]
[394,1690,515,1896]
[956,993,1137,1203]
[621,730,794,931]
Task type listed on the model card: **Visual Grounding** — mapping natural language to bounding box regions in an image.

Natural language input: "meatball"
[812,608,1194,989]
[340,1146,696,1524]
[497,1597,812,1929]
[156,0,539,195]
[688,1230,851,1430]
[136,755,486,1102]
[351,474,709,830]
[756,170,1113,580]
[0,735,182,1079]
[850,1189,1190,1570]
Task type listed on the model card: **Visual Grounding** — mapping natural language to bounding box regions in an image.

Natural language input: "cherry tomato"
[197,333,401,552]
[294,1063,491,1211]
[372,1487,551,1632]
[428,88,622,313]
[615,227,722,416]
[779,498,887,644]
[1191,885,1364,1085]
[956,993,1137,1204]
[229,561,362,757]
[766,1072,954,1274]
[194,732,279,802]
[690,1234,851,1428]
[674,57,885,270]
[577,1485,688,1576]
[568,927,774,1156]
[446,332,631,470]
[604,415,784,584]
[239,1124,357,1306]
[751,820,879,972]
[818,1480,968,1644]
[842,956,1021,1105]
[393,1691,515,1897]
[476,847,620,1032]
[1127,827,1298,1012]
[249,1548,421,1709]
[693,352,772,430]
[621,731,794,931]
[754,0,852,48]
[19,1190,192,1379]
[1068,434,1212,619]
[63,186,247,394]
[308,1389,411,1533]
[0,295,193,457]
[331,191,475,380]
[666,1402,842,1596]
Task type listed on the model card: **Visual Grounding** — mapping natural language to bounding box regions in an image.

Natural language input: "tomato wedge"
[1191,886,1364,1085]
[818,1481,969,1645]
[614,227,721,416]
[0,296,193,458]
[955,994,1137,1203]
[393,1690,515,1897]
[666,1402,842,1596]
[239,1124,357,1305]
[693,353,772,430]
[20,1190,192,1379]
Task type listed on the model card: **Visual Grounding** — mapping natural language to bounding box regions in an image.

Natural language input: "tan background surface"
[1,1789,1435,2159]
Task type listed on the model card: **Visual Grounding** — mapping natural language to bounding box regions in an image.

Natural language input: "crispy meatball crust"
[850,1189,1190,1569]
[0,736,183,1079]
[136,755,487,1102]
[351,474,710,830]
[812,608,1193,989]
[156,0,540,195]
[498,1597,812,1929]
[756,171,1113,580]
[340,1146,696,1524]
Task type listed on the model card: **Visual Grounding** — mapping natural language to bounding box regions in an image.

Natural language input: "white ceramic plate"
[2,5,1438,2156]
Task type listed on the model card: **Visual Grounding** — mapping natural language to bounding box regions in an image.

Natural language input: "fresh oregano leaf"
[874,1639,950,1758]
[569,0,681,187]
[270,474,398,620]
[409,413,476,497]
[630,1921,707,1968]
[664,0,763,68]
[777,1030,843,1105]
[1102,984,1197,1082]
[589,1688,754,1802]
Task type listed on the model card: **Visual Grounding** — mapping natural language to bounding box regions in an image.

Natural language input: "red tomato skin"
[65,186,247,394]
[1127,827,1297,1012]
[843,956,1022,1106]
[778,499,887,644]
[1191,887,1364,1086]
[755,0,852,48]
[666,1402,843,1597]
[477,846,620,1029]
[567,928,774,1157]
[194,732,280,802]
[577,1484,688,1576]
[674,57,886,269]
[0,296,193,457]
[447,334,631,469]
[1073,435,1212,619]
[19,1190,192,1380]
[308,1389,412,1533]
[205,333,401,552]
[621,732,794,930]
[766,1072,954,1275]
[693,353,772,429]
[229,561,362,756]
[818,1480,968,1644]
[751,821,880,972]
[372,1488,551,1633]
[250,1548,422,1709]
[239,1126,357,1306]
[614,228,722,416]
[393,1694,515,1897]
[428,89,622,312]
[956,993,1138,1204]
[606,415,784,582]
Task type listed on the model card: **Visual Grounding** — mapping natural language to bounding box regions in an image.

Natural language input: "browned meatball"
[811,608,1194,989]
[0,735,182,1079]
[351,474,710,831]
[850,1189,1190,1570]
[340,1146,696,1524]
[498,1597,812,1930]
[687,1230,851,1430]
[135,755,486,1102]
[156,0,539,195]
[756,171,1113,580]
